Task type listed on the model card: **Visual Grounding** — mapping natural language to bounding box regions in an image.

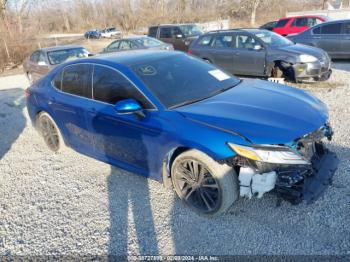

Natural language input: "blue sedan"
[26,51,338,216]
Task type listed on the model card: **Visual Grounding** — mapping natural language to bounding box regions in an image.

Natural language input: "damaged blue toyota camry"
[26,50,338,216]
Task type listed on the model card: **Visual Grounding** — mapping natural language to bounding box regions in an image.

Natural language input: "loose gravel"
[0,65,349,256]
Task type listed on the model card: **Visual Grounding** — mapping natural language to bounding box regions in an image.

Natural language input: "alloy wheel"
[173,159,221,213]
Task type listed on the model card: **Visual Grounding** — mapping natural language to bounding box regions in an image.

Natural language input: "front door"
[232,34,266,76]
[86,65,164,176]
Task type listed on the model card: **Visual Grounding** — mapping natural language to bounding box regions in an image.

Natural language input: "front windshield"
[47,48,89,65]
[135,37,163,47]
[253,30,294,47]
[131,54,241,108]
[179,24,204,37]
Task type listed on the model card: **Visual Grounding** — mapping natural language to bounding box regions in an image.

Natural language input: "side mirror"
[253,44,263,51]
[114,99,145,119]
[175,34,183,39]
[38,61,47,66]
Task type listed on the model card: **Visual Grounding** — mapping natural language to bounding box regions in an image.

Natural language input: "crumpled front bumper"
[275,146,339,205]
[293,60,332,81]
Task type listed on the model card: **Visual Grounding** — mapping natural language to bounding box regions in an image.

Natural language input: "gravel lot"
[0,64,349,256]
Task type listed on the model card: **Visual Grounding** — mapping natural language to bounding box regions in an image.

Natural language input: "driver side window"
[234,35,256,49]
[92,65,153,109]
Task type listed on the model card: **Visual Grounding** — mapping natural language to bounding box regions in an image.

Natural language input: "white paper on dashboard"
[208,69,230,81]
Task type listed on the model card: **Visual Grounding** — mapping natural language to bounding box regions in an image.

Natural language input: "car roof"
[280,15,330,20]
[38,45,85,52]
[151,23,197,27]
[207,28,265,34]
[314,18,350,25]
[82,50,182,66]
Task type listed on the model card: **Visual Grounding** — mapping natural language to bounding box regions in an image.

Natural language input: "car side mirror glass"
[38,61,47,66]
[114,99,145,118]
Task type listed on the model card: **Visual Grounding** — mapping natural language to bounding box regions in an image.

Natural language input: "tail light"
[24,88,31,97]
[187,50,193,55]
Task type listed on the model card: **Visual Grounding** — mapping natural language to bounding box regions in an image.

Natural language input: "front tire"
[37,112,65,152]
[171,149,238,217]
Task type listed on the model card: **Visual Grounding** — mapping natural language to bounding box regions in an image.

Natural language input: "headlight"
[228,143,309,165]
[299,54,318,63]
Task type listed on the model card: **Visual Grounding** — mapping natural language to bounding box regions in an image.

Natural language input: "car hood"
[175,79,328,145]
[276,43,325,59]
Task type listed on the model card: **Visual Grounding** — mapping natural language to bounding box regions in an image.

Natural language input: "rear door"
[312,22,342,57]
[209,33,235,73]
[50,64,95,152]
[232,33,266,76]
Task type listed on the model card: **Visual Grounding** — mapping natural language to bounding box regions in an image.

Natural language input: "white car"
[101,27,122,38]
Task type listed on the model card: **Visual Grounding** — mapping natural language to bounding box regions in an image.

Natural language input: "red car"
[273,15,329,36]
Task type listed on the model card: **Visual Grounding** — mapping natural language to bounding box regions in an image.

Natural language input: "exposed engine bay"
[221,124,339,204]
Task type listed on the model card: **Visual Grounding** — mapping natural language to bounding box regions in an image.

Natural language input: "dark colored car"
[84,30,101,39]
[273,15,329,36]
[26,50,338,216]
[288,19,350,59]
[148,24,204,51]
[260,20,278,31]
[23,45,90,84]
[101,36,173,53]
[189,29,332,82]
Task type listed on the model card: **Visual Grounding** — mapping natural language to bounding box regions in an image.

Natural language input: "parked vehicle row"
[26,50,338,216]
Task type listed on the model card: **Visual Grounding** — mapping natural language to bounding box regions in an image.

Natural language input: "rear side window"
[275,19,289,28]
[212,34,233,48]
[53,71,63,90]
[61,64,92,98]
[30,51,40,63]
[160,27,172,38]
[319,23,342,34]
[92,65,153,109]
[292,18,308,27]
[148,26,158,37]
[197,35,213,46]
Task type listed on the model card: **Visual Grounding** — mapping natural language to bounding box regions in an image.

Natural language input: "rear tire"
[171,149,238,217]
[37,112,65,152]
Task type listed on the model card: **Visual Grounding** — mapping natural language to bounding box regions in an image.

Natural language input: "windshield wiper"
[169,80,241,109]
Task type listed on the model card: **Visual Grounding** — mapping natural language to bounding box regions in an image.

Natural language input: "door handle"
[313,36,322,39]
[234,51,240,55]
[344,37,350,40]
